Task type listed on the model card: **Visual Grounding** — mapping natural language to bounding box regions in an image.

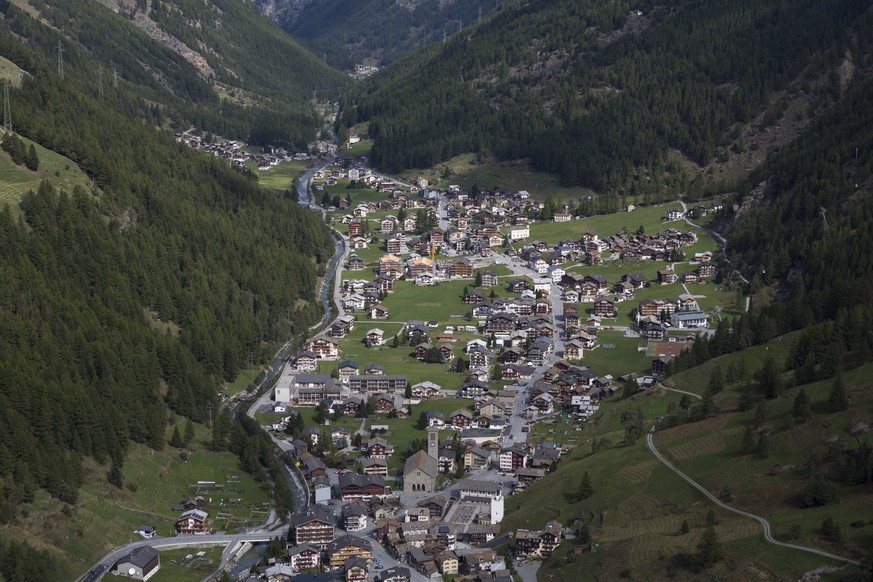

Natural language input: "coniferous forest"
[0,3,334,526]
[338,0,873,190]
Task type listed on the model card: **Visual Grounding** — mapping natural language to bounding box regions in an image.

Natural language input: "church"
[402,427,440,493]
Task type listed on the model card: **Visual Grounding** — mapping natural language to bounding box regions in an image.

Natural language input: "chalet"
[330,315,356,338]
[366,328,385,347]
[670,311,708,329]
[564,339,585,360]
[554,212,572,222]
[678,294,700,311]
[698,262,717,279]
[113,546,160,581]
[459,380,488,398]
[509,225,530,240]
[592,298,616,318]
[351,236,369,250]
[366,437,392,459]
[497,348,523,364]
[370,305,390,320]
[450,410,473,428]
[345,556,369,581]
[427,411,446,428]
[585,274,609,291]
[346,255,365,271]
[375,393,404,414]
[374,275,395,294]
[348,221,364,237]
[463,290,486,304]
[386,236,403,254]
[501,364,535,381]
[362,458,389,477]
[337,360,360,384]
[307,336,340,359]
[450,258,474,278]
[286,544,321,572]
[481,271,499,288]
[293,350,319,372]
[344,396,365,416]
[464,446,494,471]
[682,271,698,284]
[339,473,387,501]
[342,294,366,311]
[509,278,530,292]
[175,509,209,535]
[485,312,517,333]
[468,346,489,368]
[326,535,373,571]
[622,273,648,289]
[365,363,384,375]
[380,216,397,233]
[516,522,564,558]
[652,356,673,377]
[411,381,441,399]
[657,269,678,285]
[349,375,408,394]
[499,447,527,472]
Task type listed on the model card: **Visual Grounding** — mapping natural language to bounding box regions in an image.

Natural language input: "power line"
[3,78,11,132]
[56,40,65,80]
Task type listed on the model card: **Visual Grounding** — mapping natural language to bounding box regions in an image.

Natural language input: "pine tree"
[695,524,723,567]
[475,271,483,286]
[757,431,770,459]
[183,419,195,446]
[793,388,811,422]
[417,411,428,430]
[576,471,594,501]
[828,372,848,412]
[741,425,755,454]
[705,510,719,526]
[107,461,124,489]
[25,145,39,171]
[708,365,724,394]
[170,426,183,448]
[679,519,689,534]
[754,401,768,428]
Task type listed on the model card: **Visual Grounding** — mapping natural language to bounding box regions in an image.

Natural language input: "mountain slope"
[0,0,334,533]
[339,0,873,191]
[7,0,350,145]
[259,0,499,70]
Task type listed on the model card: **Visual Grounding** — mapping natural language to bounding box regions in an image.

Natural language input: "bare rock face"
[131,12,216,79]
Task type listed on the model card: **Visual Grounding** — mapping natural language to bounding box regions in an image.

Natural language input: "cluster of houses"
[173,134,311,170]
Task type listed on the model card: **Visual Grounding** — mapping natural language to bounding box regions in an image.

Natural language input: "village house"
[175,509,209,534]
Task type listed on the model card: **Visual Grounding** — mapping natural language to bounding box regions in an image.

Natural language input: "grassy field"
[0,134,95,209]
[1,424,268,579]
[223,366,264,397]
[527,205,682,245]
[0,54,25,87]
[249,159,313,191]
[503,347,873,581]
[582,331,652,377]
[400,153,595,201]
[154,547,224,581]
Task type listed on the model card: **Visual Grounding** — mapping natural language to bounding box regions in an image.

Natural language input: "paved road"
[646,426,859,566]
[79,531,288,582]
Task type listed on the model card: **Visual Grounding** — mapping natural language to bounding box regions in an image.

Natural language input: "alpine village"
[0,0,872,581]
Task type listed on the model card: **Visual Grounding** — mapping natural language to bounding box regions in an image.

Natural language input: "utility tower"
[819,206,828,231]
[3,78,11,132]
[56,41,65,80]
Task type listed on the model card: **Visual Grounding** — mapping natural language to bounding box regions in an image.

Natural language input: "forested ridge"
[339,0,873,190]
[0,0,350,147]
[0,12,334,525]
[264,0,499,70]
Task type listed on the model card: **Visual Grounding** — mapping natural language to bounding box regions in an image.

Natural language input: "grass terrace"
[580,331,652,377]
[3,424,268,579]
[154,547,225,581]
[0,136,95,209]
[250,159,312,191]
[526,205,681,246]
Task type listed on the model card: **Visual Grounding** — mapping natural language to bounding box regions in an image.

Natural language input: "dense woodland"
[0,0,349,147]
[0,14,334,524]
[270,0,499,70]
[339,0,873,190]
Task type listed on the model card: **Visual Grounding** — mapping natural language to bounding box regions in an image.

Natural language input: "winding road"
[646,426,859,566]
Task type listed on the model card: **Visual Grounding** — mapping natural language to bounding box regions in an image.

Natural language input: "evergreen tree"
[708,365,724,394]
[475,271,483,286]
[756,431,771,459]
[695,524,723,568]
[793,388,811,422]
[416,411,428,430]
[108,461,124,489]
[183,419,195,446]
[25,145,39,171]
[576,471,594,501]
[170,426,183,448]
[705,510,719,526]
[741,425,755,455]
[754,401,768,428]
[679,519,689,534]
[828,372,848,412]
[802,476,837,507]
[820,516,842,542]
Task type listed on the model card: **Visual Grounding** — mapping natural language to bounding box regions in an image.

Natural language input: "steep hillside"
[4,0,350,146]
[258,0,499,70]
[0,0,334,564]
[339,0,873,192]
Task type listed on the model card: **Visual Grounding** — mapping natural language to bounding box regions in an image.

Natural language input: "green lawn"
[153,547,225,582]
[249,159,313,191]
[224,367,264,397]
[582,331,652,377]
[4,425,269,579]
[0,134,95,209]
[527,205,677,245]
